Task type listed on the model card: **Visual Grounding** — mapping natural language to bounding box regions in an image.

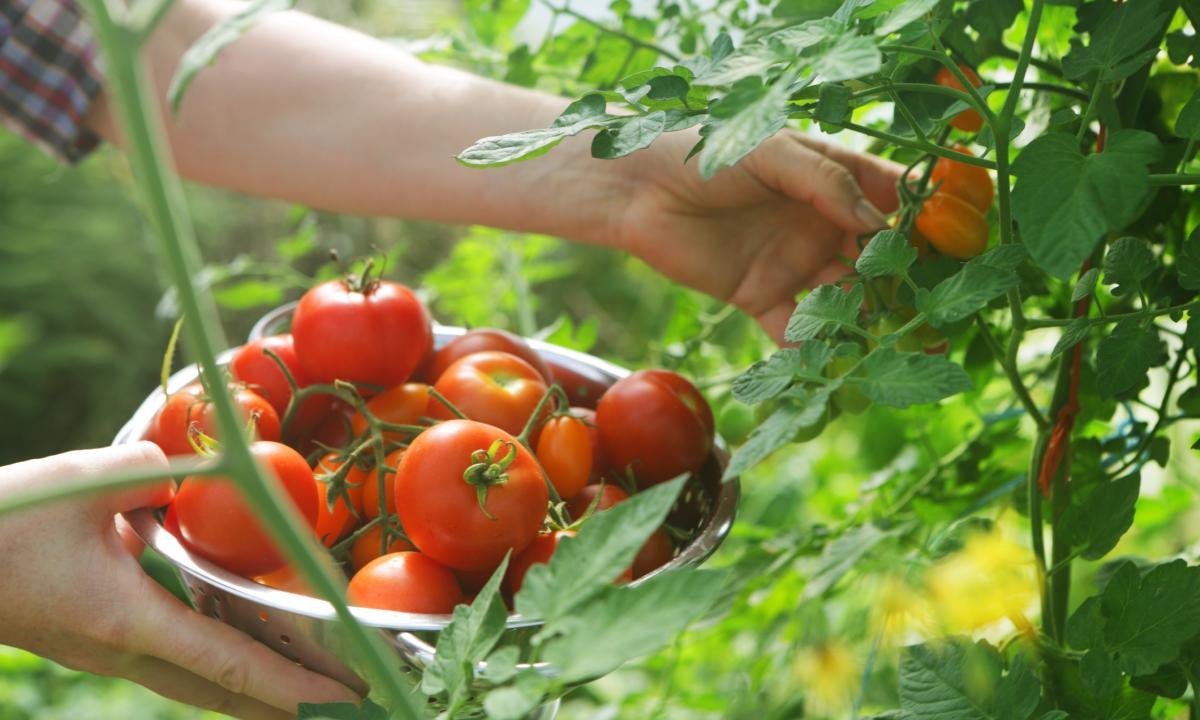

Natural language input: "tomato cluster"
[150,273,715,614]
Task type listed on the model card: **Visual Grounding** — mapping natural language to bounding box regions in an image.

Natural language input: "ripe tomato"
[349,383,429,443]
[313,453,364,547]
[348,552,464,614]
[569,407,608,484]
[349,523,414,571]
[505,530,575,596]
[931,145,993,214]
[429,351,550,436]
[292,278,431,388]
[228,335,332,435]
[394,420,550,571]
[294,399,355,456]
[359,448,404,520]
[536,415,593,500]
[566,483,630,520]
[255,565,313,594]
[174,441,318,577]
[429,328,551,383]
[546,357,610,409]
[596,369,714,486]
[934,64,984,132]
[915,192,989,260]
[633,528,675,579]
[154,383,281,456]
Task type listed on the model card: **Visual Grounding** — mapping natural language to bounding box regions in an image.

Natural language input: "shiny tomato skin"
[934,65,984,132]
[430,328,551,383]
[292,279,431,388]
[505,530,575,596]
[394,420,550,571]
[565,483,630,520]
[349,383,429,443]
[915,192,989,260]
[255,565,313,594]
[348,552,464,614]
[313,453,364,548]
[429,351,549,436]
[536,415,593,500]
[154,384,281,456]
[571,407,608,484]
[546,357,610,409]
[359,448,404,520]
[633,528,675,579]
[174,441,318,577]
[931,145,994,214]
[349,524,414,572]
[596,370,714,486]
[228,335,332,434]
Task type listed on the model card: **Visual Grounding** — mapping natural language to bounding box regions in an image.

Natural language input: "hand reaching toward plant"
[0,442,359,720]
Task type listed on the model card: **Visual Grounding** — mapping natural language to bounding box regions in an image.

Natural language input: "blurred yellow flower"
[791,640,862,718]
[873,574,935,643]
[925,530,1039,633]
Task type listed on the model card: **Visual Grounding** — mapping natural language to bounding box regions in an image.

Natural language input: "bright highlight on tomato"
[347,552,464,614]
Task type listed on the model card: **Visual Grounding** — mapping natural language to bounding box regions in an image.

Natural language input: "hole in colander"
[196,586,207,597]
[258,611,269,623]
[280,634,291,645]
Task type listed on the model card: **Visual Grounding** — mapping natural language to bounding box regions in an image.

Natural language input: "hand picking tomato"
[349,523,414,572]
[348,383,429,443]
[429,351,550,436]
[348,552,464,614]
[915,192,989,260]
[313,453,364,547]
[154,383,281,456]
[292,277,431,388]
[359,448,404,520]
[174,440,318,577]
[934,64,984,132]
[430,328,552,383]
[596,369,714,486]
[228,335,332,435]
[536,414,593,499]
[566,483,630,520]
[931,145,993,214]
[394,420,550,571]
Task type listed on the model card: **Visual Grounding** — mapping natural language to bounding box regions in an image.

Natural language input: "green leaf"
[1062,0,1172,82]
[899,640,1040,720]
[784,284,865,342]
[916,260,1020,326]
[1097,560,1200,675]
[856,230,917,278]
[1103,237,1157,296]
[212,280,285,310]
[479,646,520,685]
[297,700,388,720]
[858,349,973,408]
[804,523,894,598]
[540,569,726,683]
[767,17,844,52]
[722,389,832,480]
[1011,131,1162,278]
[1096,320,1160,398]
[693,43,784,86]
[1175,89,1200,140]
[422,556,510,705]
[458,95,612,167]
[1051,318,1091,359]
[812,33,882,82]
[731,344,833,403]
[874,0,938,35]
[483,676,546,720]
[592,112,669,159]
[699,76,792,179]
[1177,226,1200,291]
[967,0,1023,41]
[167,0,292,114]
[1072,268,1100,302]
[515,477,684,622]
[1059,472,1140,560]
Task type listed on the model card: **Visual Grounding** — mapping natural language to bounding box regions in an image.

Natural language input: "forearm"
[86,0,632,245]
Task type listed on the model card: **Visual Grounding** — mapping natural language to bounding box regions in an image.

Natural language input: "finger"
[41,442,175,515]
[791,134,905,214]
[115,514,146,558]
[754,136,889,235]
[129,578,361,713]
[121,655,294,720]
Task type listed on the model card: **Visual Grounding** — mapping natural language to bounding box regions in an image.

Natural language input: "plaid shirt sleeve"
[0,0,103,163]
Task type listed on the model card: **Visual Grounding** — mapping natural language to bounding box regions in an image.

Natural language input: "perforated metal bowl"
[114,309,739,717]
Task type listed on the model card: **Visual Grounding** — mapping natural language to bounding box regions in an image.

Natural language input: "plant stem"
[0,459,222,518]
[993,80,1090,102]
[880,44,997,126]
[974,316,1047,430]
[829,122,996,168]
[540,1,681,61]
[1024,301,1196,328]
[1149,173,1200,186]
[1075,83,1103,145]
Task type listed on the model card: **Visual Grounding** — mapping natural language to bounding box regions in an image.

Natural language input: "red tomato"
[915,192,989,260]
[348,552,464,614]
[349,383,430,443]
[596,370,714,486]
[633,528,675,579]
[154,384,281,456]
[430,328,551,383]
[174,441,318,577]
[569,407,608,484]
[359,448,404,520]
[292,278,431,388]
[295,399,355,456]
[349,524,414,572]
[429,352,550,436]
[313,453,364,548]
[934,65,984,132]
[255,565,313,594]
[930,145,994,214]
[228,335,333,435]
[394,420,550,571]
[505,530,575,596]
[536,415,593,500]
[565,483,630,520]
[546,357,611,409]
[455,566,499,595]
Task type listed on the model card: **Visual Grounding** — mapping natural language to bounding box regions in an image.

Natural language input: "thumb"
[51,442,176,515]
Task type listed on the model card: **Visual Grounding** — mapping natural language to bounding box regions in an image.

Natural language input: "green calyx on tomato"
[462,438,519,517]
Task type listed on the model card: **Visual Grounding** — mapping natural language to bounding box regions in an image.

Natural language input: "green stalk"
[78,4,419,716]
[0,459,222,518]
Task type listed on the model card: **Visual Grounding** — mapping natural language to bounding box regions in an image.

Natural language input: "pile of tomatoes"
[148,272,715,614]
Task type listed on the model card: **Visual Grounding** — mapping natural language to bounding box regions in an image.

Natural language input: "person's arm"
[87,0,902,341]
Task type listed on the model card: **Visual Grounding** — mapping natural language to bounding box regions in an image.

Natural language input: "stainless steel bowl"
[114,310,739,717]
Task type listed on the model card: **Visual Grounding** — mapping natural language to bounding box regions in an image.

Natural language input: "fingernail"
[855,199,888,230]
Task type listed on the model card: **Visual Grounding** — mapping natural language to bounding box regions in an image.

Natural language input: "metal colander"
[113,311,739,718]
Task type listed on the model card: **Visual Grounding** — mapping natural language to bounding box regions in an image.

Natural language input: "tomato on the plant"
[292,277,431,388]
[596,369,714,486]
[915,192,989,260]
[717,399,755,445]
[430,328,552,383]
[826,352,870,415]
[934,64,984,132]
[931,145,994,214]
[359,448,404,520]
[428,351,549,436]
[313,453,363,548]
[348,552,464,614]
[349,383,430,443]
[536,414,593,499]
[349,523,414,572]
[154,383,281,456]
[566,483,630,520]
[633,528,674,579]
[174,441,318,577]
[394,419,549,571]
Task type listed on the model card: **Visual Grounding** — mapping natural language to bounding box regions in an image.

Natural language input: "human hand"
[0,442,360,720]
[595,131,903,342]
